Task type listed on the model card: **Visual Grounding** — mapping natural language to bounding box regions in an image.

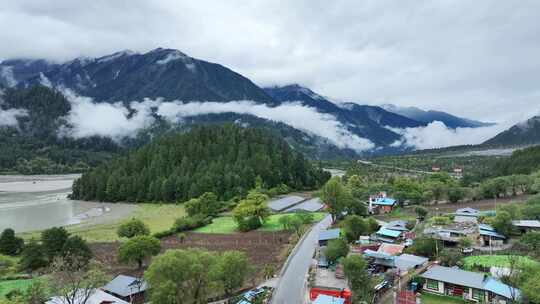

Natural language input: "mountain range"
[0,48,513,165]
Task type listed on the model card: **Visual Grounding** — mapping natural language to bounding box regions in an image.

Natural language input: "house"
[454,208,480,223]
[368,192,397,214]
[372,227,402,243]
[393,254,428,273]
[318,228,341,246]
[432,166,441,172]
[312,294,346,304]
[512,220,540,234]
[46,289,129,304]
[478,224,506,247]
[283,197,324,212]
[363,251,427,273]
[423,222,478,244]
[268,195,306,212]
[377,243,405,256]
[383,220,409,232]
[420,266,520,304]
[102,275,147,304]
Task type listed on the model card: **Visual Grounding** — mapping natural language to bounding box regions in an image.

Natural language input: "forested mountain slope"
[0,86,119,173]
[484,116,540,147]
[71,124,331,203]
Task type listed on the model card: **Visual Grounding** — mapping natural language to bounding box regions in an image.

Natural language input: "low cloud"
[389,121,512,150]
[58,92,374,151]
[60,91,157,139]
[0,108,27,126]
[157,101,375,151]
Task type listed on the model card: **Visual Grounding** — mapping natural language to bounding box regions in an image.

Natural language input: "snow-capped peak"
[96,50,136,63]
[156,49,190,65]
[67,56,95,67]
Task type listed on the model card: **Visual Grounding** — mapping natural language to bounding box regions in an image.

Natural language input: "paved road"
[272,214,332,304]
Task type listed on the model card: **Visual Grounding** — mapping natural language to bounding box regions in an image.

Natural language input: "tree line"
[72,124,330,203]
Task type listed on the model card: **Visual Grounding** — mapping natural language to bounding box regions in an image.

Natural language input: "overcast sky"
[1,1,539,123]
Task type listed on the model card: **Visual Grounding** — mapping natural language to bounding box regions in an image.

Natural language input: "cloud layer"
[157,101,374,151]
[1,1,540,123]
[0,108,27,126]
[57,91,374,151]
[389,121,513,150]
[60,92,157,139]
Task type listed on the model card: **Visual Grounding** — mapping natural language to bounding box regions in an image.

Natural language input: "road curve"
[272,214,332,304]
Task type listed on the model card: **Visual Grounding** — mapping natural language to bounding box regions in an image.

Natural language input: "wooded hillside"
[71,124,330,202]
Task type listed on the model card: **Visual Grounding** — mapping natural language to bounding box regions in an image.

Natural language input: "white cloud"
[389,121,513,150]
[0,108,27,126]
[157,101,374,151]
[58,90,374,151]
[60,91,157,139]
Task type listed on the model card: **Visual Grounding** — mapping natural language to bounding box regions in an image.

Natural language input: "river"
[0,174,135,233]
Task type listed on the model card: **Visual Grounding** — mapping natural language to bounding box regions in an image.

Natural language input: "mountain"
[381,104,493,128]
[0,59,58,88]
[1,49,498,162]
[264,84,424,147]
[3,48,275,104]
[483,116,540,146]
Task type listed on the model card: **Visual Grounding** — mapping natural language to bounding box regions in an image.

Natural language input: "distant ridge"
[381,104,493,128]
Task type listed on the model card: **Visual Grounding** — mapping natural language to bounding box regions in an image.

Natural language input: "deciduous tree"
[117,218,150,238]
[118,235,161,269]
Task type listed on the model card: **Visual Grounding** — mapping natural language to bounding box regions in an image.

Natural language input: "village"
[37,188,539,304]
[306,191,539,304]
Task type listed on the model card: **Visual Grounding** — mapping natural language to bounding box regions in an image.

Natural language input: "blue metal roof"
[479,229,506,239]
[313,294,346,304]
[484,277,520,300]
[318,228,341,241]
[478,224,496,232]
[372,197,396,206]
[376,227,402,238]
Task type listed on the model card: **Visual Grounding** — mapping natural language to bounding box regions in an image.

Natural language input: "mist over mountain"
[381,104,494,129]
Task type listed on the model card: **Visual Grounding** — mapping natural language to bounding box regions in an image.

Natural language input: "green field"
[0,279,35,298]
[462,255,539,270]
[72,204,186,242]
[21,204,186,242]
[195,212,326,234]
[374,207,416,222]
[421,293,466,304]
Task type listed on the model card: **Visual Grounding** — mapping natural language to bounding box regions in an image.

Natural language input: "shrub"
[0,229,24,256]
[117,218,150,238]
[18,239,47,272]
[325,238,349,264]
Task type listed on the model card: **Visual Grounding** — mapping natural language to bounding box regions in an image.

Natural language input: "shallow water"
[0,175,83,232]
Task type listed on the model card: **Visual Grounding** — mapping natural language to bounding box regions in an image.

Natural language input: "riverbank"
[0,174,137,234]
